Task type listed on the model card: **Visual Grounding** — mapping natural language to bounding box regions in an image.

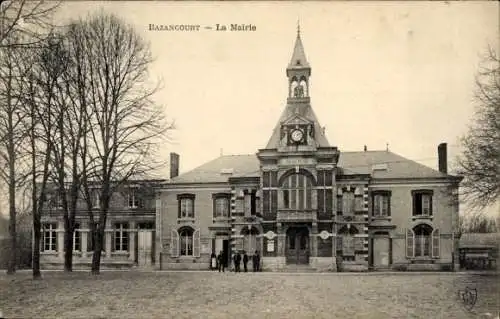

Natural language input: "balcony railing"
[277,210,317,222]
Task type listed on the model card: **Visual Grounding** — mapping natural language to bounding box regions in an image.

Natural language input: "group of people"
[211,250,261,272]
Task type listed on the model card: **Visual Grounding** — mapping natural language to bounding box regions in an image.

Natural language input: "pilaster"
[57,220,64,260]
[129,221,136,262]
[81,221,88,258]
[277,223,285,256]
[105,219,112,257]
[311,222,318,257]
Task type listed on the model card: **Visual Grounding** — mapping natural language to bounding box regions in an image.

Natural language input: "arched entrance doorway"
[286,226,309,264]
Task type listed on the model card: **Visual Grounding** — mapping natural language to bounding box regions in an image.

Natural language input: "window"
[177,194,195,219]
[73,223,81,251]
[342,191,355,216]
[128,190,141,208]
[317,170,333,215]
[51,192,63,208]
[412,190,433,216]
[179,227,194,256]
[213,194,230,218]
[281,173,313,210]
[114,223,129,251]
[42,223,57,252]
[406,224,440,258]
[372,191,391,217]
[262,171,278,217]
[171,227,200,258]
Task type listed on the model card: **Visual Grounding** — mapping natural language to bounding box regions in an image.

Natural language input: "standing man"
[236,251,241,272]
[253,250,261,272]
[242,251,249,273]
[217,250,225,272]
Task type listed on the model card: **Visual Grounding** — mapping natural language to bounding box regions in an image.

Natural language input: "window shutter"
[212,198,216,218]
[406,229,414,258]
[412,194,417,216]
[432,229,440,258]
[429,195,433,216]
[170,229,179,257]
[178,200,182,219]
[193,229,201,257]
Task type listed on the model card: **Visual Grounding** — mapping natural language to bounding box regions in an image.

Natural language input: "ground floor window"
[179,227,194,256]
[42,223,57,252]
[114,223,129,252]
[407,224,440,258]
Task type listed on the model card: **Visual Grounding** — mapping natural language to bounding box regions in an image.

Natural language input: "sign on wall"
[267,240,275,252]
[278,157,316,166]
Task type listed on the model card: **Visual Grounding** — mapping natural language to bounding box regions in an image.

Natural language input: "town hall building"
[155,29,463,272]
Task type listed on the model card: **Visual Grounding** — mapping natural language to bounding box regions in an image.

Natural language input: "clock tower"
[256,25,340,270]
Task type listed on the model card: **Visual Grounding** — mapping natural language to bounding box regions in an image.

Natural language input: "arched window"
[413,224,433,257]
[281,173,313,210]
[299,78,308,97]
[179,227,194,256]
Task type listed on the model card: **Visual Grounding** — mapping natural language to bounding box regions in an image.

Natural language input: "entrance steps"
[278,264,318,273]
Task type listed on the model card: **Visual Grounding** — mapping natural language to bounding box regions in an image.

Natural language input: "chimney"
[364,145,367,152]
[438,143,447,174]
[170,152,180,179]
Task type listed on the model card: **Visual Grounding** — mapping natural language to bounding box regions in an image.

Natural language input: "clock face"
[291,129,304,142]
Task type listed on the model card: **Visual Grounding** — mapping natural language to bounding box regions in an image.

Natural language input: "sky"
[1,1,499,217]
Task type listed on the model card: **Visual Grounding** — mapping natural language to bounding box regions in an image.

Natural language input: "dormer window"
[296,59,301,65]
[128,190,141,208]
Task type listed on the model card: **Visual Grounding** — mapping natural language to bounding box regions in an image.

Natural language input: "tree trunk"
[7,155,16,274]
[91,205,108,275]
[91,223,103,275]
[32,215,41,279]
[63,223,73,272]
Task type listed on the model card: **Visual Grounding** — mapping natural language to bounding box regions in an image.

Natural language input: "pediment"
[282,113,311,126]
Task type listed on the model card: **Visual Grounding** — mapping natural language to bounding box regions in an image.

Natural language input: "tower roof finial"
[297,19,300,36]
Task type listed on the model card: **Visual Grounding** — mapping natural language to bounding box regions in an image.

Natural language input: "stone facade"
[39,180,163,269]
[156,30,463,272]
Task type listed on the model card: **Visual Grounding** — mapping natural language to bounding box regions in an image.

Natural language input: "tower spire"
[288,23,309,69]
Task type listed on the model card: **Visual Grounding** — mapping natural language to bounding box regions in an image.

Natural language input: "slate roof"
[459,233,500,248]
[169,150,452,184]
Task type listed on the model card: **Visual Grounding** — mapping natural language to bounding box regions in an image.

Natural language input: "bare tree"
[457,47,500,211]
[0,34,31,274]
[65,12,172,274]
[459,211,499,234]
[0,0,60,48]
[16,37,62,278]
[46,29,93,272]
